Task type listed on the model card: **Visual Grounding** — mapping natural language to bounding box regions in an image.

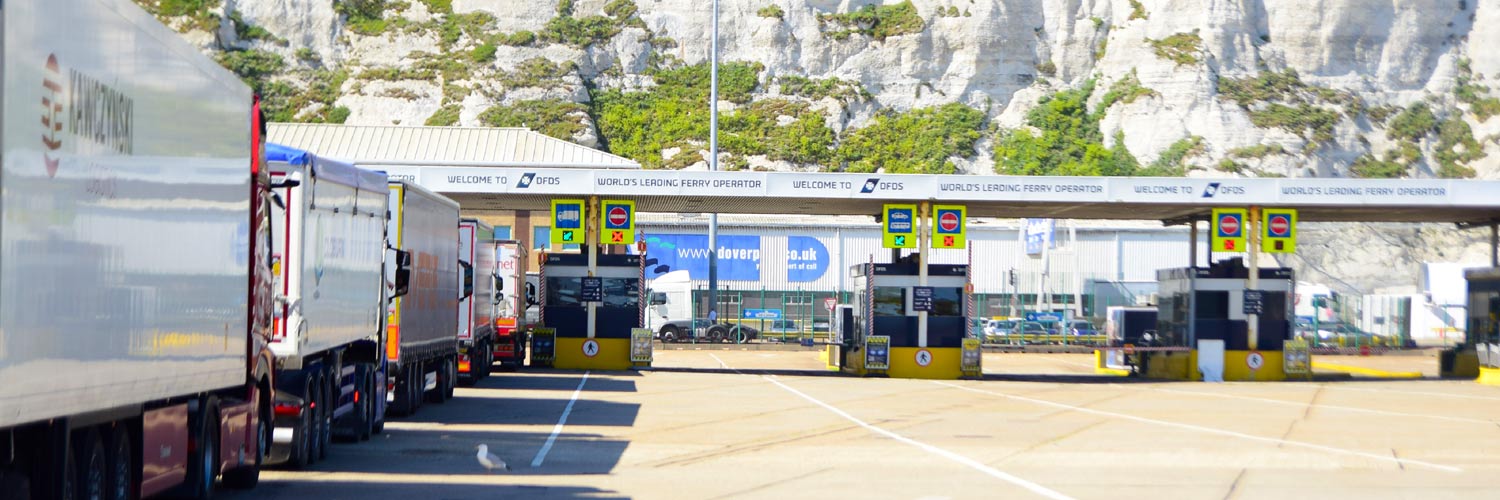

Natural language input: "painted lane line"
[709,353,733,371]
[1142,386,1498,425]
[1326,385,1500,402]
[934,381,1462,473]
[764,376,1075,500]
[532,371,590,468]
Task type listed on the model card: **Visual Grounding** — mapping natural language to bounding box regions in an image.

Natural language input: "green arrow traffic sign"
[894,235,906,247]
[563,231,574,242]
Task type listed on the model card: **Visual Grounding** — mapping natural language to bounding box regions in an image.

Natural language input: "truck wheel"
[307,373,324,462]
[429,358,451,404]
[76,429,105,500]
[445,357,457,400]
[186,401,220,499]
[106,426,135,499]
[358,371,374,441]
[708,326,728,343]
[662,326,680,343]
[410,363,426,411]
[223,390,267,489]
[290,379,313,468]
[318,369,333,460]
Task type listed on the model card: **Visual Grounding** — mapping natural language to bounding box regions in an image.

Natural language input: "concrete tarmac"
[222,350,1500,500]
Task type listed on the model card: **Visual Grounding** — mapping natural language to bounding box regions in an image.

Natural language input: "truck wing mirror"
[525,282,538,306]
[492,276,504,305]
[392,249,412,298]
[459,260,474,301]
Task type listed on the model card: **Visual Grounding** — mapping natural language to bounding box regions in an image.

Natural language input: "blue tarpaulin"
[265,142,310,165]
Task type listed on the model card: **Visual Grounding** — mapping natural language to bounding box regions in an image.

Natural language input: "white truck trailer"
[385,181,464,416]
[265,144,390,467]
[0,0,275,496]
[491,241,532,370]
[457,219,497,384]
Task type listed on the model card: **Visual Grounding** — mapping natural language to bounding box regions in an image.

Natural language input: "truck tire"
[358,370,375,441]
[186,401,219,499]
[428,358,451,404]
[317,369,333,460]
[290,379,313,468]
[307,373,324,462]
[76,429,105,500]
[708,326,728,343]
[444,357,457,400]
[661,326,680,343]
[222,389,267,489]
[106,426,134,499]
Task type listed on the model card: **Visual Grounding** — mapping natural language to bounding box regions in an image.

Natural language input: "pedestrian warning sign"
[1211,208,1247,253]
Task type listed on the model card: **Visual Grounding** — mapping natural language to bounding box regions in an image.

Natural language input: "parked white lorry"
[458,219,496,384]
[385,181,464,416]
[265,144,391,467]
[0,0,274,495]
[646,270,752,342]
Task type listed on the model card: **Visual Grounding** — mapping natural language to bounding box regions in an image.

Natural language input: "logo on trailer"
[607,206,629,227]
[938,211,960,232]
[1202,182,1220,198]
[517,173,535,188]
[42,54,64,178]
[1218,213,1241,237]
[1268,214,1291,237]
[861,178,879,193]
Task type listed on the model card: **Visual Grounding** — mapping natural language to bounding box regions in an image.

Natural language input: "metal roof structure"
[372,166,1500,225]
[267,123,640,169]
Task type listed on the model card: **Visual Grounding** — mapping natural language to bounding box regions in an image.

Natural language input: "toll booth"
[538,253,644,370]
[1146,258,1294,381]
[840,258,971,379]
[1447,268,1500,384]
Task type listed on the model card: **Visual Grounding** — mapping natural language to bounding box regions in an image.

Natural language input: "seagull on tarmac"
[476,444,510,472]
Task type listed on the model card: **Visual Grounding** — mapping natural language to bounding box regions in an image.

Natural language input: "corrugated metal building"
[635,215,1208,318]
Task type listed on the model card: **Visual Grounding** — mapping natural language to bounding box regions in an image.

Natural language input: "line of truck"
[0,0,534,497]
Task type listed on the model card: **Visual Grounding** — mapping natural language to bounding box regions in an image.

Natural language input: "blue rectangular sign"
[554,202,583,229]
[1025,312,1064,322]
[1024,218,1053,255]
[743,309,782,319]
[640,234,761,281]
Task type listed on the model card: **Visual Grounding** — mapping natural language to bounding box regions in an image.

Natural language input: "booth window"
[546,276,581,306]
[602,278,640,309]
[931,287,963,316]
[873,287,905,316]
[494,225,512,240]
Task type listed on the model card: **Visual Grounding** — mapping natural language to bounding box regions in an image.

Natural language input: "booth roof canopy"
[267,123,639,169]
[374,165,1500,224]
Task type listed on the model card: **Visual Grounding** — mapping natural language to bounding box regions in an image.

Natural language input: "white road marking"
[709,353,732,370]
[1141,386,1497,425]
[1325,384,1500,402]
[765,376,1075,500]
[531,371,590,468]
[936,381,1462,473]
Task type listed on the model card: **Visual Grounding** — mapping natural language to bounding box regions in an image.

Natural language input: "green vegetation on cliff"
[838,104,986,174]
[817,1,924,41]
[994,81,1140,176]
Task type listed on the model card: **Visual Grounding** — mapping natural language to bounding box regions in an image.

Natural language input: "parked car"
[1018,321,1048,335]
[984,320,1018,342]
[1064,320,1099,336]
[763,319,801,335]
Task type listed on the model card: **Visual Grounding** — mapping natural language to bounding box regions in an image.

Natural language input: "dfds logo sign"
[516,172,561,189]
[859,178,904,194]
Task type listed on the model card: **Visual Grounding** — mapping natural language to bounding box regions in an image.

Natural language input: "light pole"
[706,0,720,327]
